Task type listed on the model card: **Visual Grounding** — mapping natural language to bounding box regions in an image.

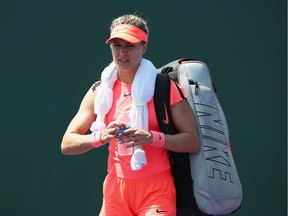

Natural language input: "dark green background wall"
[1,0,286,215]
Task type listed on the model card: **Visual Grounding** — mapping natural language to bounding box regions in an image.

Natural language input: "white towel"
[90,58,157,170]
[90,62,118,132]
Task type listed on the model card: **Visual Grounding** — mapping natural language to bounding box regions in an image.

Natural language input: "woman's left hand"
[118,128,152,148]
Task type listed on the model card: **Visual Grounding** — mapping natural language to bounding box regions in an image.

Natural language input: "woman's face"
[110,38,147,73]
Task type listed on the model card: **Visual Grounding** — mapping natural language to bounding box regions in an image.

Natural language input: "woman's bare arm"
[61,89,96,155]
[163,99,200,153]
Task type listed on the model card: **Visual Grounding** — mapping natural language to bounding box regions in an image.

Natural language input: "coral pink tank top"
[103,79,183,179]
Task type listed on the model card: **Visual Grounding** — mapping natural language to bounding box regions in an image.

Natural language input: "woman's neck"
[118,70,136,84]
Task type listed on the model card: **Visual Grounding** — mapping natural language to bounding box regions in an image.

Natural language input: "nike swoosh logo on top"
[162,102,169,124]
[156,209,167,213]
[123,93,131,97]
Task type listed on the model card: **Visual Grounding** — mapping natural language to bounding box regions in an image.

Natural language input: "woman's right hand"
[100,120,126,143]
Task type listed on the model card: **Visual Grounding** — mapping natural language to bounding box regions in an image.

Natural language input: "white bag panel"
[178,61,242,215]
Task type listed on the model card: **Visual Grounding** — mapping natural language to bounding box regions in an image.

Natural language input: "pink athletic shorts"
[99,170,176,216]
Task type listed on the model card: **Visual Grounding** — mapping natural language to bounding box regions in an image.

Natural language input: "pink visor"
[106,24,148,44]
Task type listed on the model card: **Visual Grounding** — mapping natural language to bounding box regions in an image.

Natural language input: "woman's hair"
[109,14,149,36]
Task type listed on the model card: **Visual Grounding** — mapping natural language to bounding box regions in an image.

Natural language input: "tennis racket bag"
[155,58,243,215]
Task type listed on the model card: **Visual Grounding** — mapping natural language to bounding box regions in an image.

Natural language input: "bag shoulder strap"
[154,73,178,134]
[91,80,101,92]
[154,73,199,214]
